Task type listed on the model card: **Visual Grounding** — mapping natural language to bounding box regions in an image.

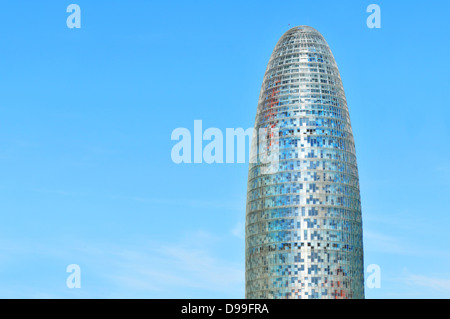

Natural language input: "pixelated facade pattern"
[245,26,364,299]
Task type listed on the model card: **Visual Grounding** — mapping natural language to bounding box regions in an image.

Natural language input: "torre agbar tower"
[245,26,364,299]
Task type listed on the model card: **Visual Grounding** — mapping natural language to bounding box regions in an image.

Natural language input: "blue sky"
[0,0,449,298]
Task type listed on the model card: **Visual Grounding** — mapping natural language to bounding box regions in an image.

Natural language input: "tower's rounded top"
[283,25,322,37]
[290,25,319,31]
[274,25,329,52]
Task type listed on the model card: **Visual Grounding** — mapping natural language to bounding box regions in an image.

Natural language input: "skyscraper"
[245,26,364,299]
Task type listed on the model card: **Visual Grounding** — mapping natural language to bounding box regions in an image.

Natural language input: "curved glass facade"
[245,26,364,299]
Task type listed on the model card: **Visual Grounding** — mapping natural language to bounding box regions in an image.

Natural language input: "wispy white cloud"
[29,189,244,212]
[0,231,245,298]
[30,188,87,196]
[117,196,243,210]
[363,230,406,254]
[404,274,450,292]
[363,229,450,259]
[231,221,245,239]
[399,270,450,297]
[96,239,244,297]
